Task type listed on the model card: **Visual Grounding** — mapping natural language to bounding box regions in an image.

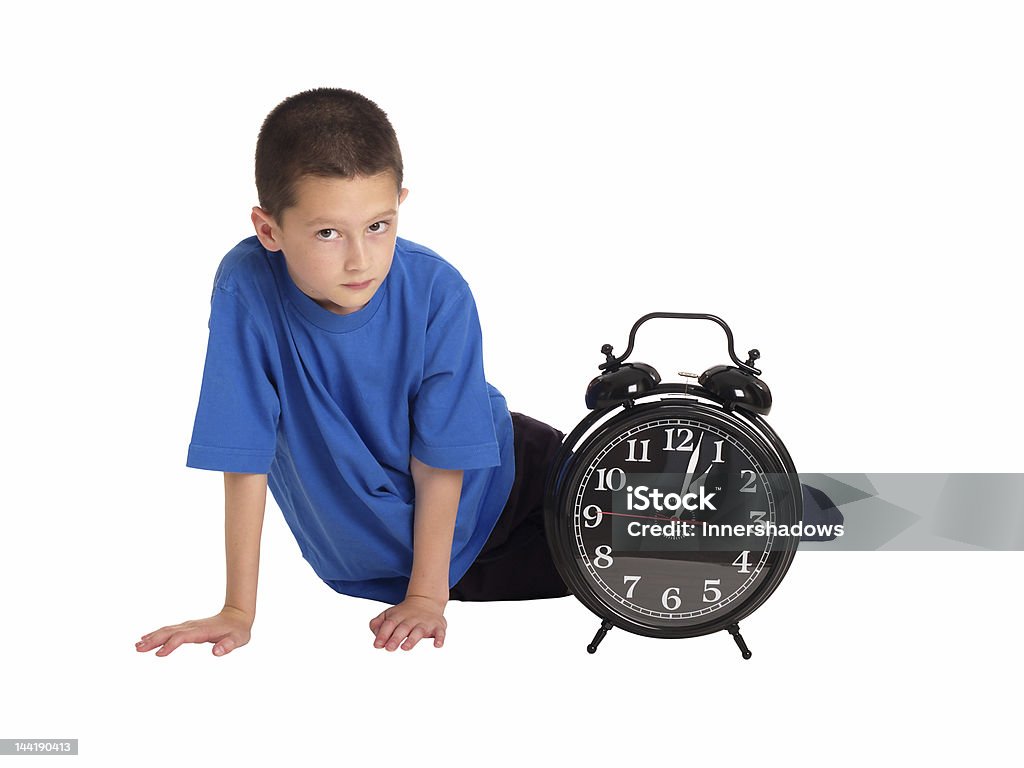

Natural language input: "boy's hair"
[255,87,404,222]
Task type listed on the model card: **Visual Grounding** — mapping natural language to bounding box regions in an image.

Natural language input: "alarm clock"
[543,313,802,658]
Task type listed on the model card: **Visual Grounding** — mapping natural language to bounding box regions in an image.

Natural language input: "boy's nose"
[345,239,370,271]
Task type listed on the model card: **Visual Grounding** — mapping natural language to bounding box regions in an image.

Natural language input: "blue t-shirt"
[185,235,515,604]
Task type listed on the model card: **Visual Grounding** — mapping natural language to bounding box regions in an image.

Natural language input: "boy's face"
[252,173,409,315]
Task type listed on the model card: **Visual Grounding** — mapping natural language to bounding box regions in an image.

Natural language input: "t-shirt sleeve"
[186,286,281,473]
[411,284,501,471]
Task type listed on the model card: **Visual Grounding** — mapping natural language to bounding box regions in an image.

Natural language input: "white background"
[2,1,1021,765]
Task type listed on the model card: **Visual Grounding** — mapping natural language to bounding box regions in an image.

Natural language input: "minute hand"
[674,433,711,520]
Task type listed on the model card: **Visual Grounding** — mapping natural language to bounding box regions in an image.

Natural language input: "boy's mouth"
[342,280,372,290]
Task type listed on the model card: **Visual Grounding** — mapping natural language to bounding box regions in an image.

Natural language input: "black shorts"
[448,412,573,602]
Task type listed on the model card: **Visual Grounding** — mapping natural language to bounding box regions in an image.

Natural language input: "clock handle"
[599,312,762,376]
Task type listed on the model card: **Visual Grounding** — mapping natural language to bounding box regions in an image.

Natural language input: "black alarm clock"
[543,313,802,658]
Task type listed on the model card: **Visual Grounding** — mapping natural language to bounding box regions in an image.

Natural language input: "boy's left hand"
[369,595,447,651]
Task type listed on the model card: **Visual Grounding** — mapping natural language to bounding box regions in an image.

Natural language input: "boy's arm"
[369,455,462,651]
[223,471,268,623]
[407,455,463,604]
[135,471,267,657]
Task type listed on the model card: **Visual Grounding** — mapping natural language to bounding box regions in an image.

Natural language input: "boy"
[135,88,570,658]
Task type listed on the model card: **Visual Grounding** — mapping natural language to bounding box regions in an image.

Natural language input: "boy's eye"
[316,229,340,240]
[368,221,390,234]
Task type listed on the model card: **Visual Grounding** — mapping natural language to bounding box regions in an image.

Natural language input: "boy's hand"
[135,605,254,657]
[368,595,447,651]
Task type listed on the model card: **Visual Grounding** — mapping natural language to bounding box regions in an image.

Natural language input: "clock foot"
[587,619,615,654]
[727,623,753,660]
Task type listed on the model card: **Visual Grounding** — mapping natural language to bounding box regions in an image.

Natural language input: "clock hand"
[673,433,712,520]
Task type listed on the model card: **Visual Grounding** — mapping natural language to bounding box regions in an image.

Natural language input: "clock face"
[560,409,799,635]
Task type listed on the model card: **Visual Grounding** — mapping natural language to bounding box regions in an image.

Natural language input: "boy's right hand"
[135,605,254,657]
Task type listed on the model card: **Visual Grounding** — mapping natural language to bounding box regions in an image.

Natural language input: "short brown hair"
[254,87,404,221]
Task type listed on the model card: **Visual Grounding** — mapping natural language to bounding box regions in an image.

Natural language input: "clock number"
[749,510,766,524]
[703,579,722,603]
[739,469,757,493]
[713,440,725,463]
[623,575,641,598]
[582,504,603,528]
[664,428,694,452]
[733,550,752,573]
[625,439,651,463]
[662,587,682,611]
[593,545,614,569]
[595,467,626,491]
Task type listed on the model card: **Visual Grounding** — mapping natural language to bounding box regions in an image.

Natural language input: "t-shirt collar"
[269,249,391,333]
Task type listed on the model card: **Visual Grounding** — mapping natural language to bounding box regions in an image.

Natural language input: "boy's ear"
[398,187,409,205]
[251,206,283,251]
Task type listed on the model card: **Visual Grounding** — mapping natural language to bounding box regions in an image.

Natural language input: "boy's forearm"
[223,472,268,621]
[407,456,463,605]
